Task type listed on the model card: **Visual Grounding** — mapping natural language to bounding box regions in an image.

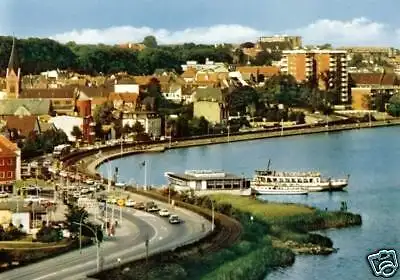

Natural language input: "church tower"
[6,37,21,99]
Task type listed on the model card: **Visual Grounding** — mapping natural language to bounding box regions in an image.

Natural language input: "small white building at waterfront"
[165,170,251,196]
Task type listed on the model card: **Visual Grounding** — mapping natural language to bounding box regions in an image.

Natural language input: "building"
[0,99,51,117]
[165,170,250,196]
[122,112,161,138]
[49,116,83,142]
[4,115,42,138]
[181,59,227,72]
[235,66,280,84]
[193,87,228,124]
[76,91,95,144]
[258,35,302,50]
[281,49,349,104]
[0,135,21,188]
[350,72,400,110]
[5,37,21,99]
[337,46,395,58]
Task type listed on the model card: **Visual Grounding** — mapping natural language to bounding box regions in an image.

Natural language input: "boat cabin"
[165,170,248,192]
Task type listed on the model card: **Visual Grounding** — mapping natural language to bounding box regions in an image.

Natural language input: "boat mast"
[267,159,271,172]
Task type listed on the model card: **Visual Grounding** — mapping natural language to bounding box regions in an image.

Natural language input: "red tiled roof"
[5,116,38,138]
[236,66,280,78]
[350,72,399,86]
[20,88,76,99]
[0,135,18,156]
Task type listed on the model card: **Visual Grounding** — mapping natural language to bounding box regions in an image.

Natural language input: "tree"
[132,122,145,134]
[71,126,83,141]
[252,51,272,66]
[142,35,158,48]
[240,42,255,49]
[349,53,365,68]
[387,94,400,117]
[228,86,260,116]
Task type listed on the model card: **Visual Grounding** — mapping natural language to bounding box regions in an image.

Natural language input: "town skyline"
[1,0,400,46]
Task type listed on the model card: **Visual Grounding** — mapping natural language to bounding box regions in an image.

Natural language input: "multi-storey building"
[258,35,302,50]
[280,50,349,104]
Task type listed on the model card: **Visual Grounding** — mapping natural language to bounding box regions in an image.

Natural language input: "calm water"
[98,127,400,280]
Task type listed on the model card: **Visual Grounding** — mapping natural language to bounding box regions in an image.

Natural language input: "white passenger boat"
[251,160,349,194]
[251,182,309,195]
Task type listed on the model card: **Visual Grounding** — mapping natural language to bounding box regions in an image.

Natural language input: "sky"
[3,0,400,46]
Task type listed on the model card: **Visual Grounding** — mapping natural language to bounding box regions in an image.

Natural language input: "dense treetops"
[0,36,237,76]
[0,36,283,77]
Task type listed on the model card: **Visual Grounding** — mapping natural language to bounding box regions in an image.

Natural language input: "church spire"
[8,36,19,72]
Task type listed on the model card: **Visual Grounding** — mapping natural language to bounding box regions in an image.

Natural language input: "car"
[134,201,145,210]
[145,201,159,212]
[148,205,159,212]
[0,192,9,198]
[80,188,90,194]
[85,179,94,185]
[159,209,170,217]
[24,195,41,203]
[125,199,136,207]
[115,182,126,187]
[169,215,181,224]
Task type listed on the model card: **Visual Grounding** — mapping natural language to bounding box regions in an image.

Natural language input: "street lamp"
[79,212,87,254]
[72,221,100,273]
[106,161,112,193]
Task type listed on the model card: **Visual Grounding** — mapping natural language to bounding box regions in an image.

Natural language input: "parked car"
[145,201,159,212]
[159,209,170,217]
[85,179,94,185]
[134,201,145,210]
[169,215,181,224]
[0,192,9,198]
[125,199,136,207]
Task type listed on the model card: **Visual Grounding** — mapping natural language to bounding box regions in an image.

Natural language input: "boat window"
[279,178,284,182]
[303,179,308,183]
[291,178,296,183]
[285,178,290,183]
[297,179,302,183]
[309,179,313,183]
[273,178,277,182]
[267,178,272,183]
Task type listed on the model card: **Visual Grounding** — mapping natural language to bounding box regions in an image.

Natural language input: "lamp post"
[106,161,112,193]
[79,212,86,254]
[73,222,100,272]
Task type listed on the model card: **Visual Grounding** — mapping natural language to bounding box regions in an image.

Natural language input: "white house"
[114,84,139,94]
[122,112,161,138]
[50,116,83,142]
[162,84,182,103]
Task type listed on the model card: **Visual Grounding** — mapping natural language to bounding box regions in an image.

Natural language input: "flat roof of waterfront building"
[166,170,242,181]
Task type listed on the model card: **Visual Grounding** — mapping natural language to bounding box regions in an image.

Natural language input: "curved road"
[1,195,211,280]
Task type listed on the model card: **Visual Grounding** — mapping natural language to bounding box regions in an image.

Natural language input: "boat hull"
[252,189,308,195]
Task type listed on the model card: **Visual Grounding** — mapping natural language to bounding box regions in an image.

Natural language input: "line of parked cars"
[110,198,181,224]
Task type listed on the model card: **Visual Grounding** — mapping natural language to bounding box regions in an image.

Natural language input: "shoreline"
[79,119,400,174]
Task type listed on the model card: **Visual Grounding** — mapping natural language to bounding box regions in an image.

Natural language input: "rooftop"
[166,170,242,181]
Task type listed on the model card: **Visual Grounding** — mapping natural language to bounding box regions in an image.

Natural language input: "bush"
[36,226,63,243]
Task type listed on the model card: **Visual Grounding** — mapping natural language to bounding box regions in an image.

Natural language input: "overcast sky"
[3,0,400,46]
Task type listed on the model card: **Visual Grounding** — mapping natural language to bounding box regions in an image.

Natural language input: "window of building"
[0,172,5,178]
[7,159,13,166]
[7,171,12,178]
[0,159,4,166]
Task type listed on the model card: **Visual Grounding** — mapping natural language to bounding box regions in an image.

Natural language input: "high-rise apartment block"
[280,50,349,104]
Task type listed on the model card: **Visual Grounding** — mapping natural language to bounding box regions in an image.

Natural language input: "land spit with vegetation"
[94,190,361,280]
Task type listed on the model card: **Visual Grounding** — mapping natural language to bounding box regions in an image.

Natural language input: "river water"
[98,127,400,280]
